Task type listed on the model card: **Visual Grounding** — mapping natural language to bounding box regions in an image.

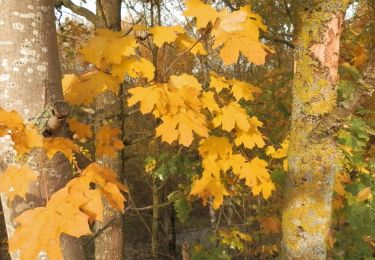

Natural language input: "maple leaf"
[212,6,268,65]
[199,136,233,178]
[266,137,289,159]
[80,29,137,68]
[127,84,166,114]
[184,0,220,29]
[259,216,280,234]
[65,177,103,222]
[156,111,208,146]
[357,187,372,202]
[95,125,124,157]
[229,79,262,101]
[112,57,155,81]
[233,157,275,199]
[200,91,220,113]
[150,25,184,47]
[190,172,229,209]
[67,118,93,139]
[199,136,232,160]
[81,163,128,211]
[334,173,350,196]
[43,137,79,161]
[0,165,38,202]
[11,125,43,155]
[176,33,207,55]
[0,108,24,136]
[234,117,265,149]
[63,72,119,106]
[9,185,92,260]
[210,73,230,93]
[213,102,250,132]
[169,73,202,91]
[0,109,43,154]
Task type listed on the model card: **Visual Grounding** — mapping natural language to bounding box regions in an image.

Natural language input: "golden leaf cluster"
[184,0,268,65]
[9,163,127,260]
[191,136,275,209]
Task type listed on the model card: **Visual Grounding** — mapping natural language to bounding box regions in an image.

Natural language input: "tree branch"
[56,0,97,25]
[310,59,375,139]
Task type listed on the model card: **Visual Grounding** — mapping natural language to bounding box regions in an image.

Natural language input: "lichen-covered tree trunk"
[0,0,84,259]
[93,1,124,260]
[282,1,350,259]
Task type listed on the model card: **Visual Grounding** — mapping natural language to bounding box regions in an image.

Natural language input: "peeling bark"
[0,0,84,259]
[282,1,350,259]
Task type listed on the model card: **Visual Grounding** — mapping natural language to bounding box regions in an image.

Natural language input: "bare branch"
[57,0,97,25]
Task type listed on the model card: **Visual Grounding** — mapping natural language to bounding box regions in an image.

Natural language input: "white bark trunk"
[0,0,84,259]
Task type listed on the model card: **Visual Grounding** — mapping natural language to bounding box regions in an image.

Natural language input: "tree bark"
[96,0,122,31]
[281,1,350,259]
[0,0,84,259]
[93,2,124,260]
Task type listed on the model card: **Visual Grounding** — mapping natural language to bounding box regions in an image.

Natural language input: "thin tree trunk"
[151,177,160,259]
[281,1,349,259]
[0,0,84,259]
[93,2,124,260]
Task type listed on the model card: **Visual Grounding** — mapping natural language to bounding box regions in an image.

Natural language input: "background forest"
[0,0,374,259]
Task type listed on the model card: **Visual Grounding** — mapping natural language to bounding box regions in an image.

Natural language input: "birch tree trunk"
[0,0,84,259]
[281,1,350,259]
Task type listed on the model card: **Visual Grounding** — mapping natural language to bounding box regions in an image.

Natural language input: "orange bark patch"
[310,13,343,83]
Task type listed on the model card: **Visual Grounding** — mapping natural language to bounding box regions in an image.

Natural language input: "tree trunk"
[0,0,84,259]
[151,177,160,259]
[93,2,124,260]
[96,0,122,31]
[281,1,350,259]
[94,90,124,260]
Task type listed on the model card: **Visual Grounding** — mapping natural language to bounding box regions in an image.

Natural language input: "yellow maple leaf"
[67,118,93,139]
[9,186,92,260]
[234,116,265,149]
[156,111,208,146]
[199,136,232,160]
[176,33,207,55]
[0,108,24,136]
[184,0,220,29]
[81,163,128,211]
[127,84,166,114]
[0,165,38,202]
[65,177,104,222]
[63,72,119,106]
[150,25,184,47]
[112,57,155,81]
[200,91,220,113]
[210,73,230,93]
[43,137,79,161]
[213,102,250,132]
[80,29,137,68]
[357,187,372,202]
[230,79,262,101]
[0,108,43,155]
[232,157,275,199]
[190,172,229,209]
[11,125,43,155]
[212,6,267,65]
[169,73,202,91]
[334,173,349,196]
[95,125,124,157]
[266,137,289,159]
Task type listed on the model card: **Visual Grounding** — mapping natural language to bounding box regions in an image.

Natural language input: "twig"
[163,25,212,76]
